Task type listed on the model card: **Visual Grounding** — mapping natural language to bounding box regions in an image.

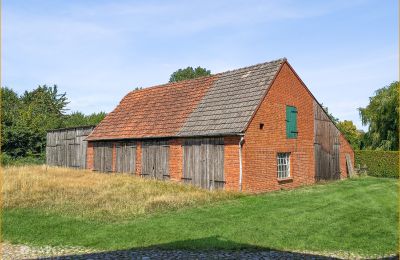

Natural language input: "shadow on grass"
[39,236,355,259]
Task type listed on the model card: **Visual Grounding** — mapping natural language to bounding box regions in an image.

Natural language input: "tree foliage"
[169,66,211,83]
[336,120,363,150]
[1,85,106,160]
[359,81,399,150]
[63,111,106,128]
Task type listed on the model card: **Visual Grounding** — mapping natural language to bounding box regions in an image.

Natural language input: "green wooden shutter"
[286,106,298,138]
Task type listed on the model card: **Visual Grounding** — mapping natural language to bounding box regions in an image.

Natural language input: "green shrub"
[355,150,399,178]
[1,153,45,166]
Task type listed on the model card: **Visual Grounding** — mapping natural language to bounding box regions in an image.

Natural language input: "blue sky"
[3,0,398,130]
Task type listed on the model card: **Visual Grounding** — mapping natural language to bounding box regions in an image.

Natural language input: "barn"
[83,58,354,193]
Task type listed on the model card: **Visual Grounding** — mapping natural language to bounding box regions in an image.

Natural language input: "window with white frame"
[277,153,290,179]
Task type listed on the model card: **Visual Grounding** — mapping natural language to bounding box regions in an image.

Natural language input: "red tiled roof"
[86,75,218,140]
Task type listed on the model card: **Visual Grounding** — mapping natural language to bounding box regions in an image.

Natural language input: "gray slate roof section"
[178,58,285,137]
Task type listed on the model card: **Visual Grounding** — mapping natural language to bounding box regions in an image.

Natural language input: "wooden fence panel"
[46,126,94,169]
[183,138,224,190]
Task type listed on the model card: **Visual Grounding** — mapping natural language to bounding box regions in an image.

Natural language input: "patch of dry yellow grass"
[3,165,241,221]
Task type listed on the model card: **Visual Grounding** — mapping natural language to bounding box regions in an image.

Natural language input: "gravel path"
[1,243,398,260]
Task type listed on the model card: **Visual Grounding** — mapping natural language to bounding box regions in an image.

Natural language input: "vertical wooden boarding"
[129,143,136,174]
[104,142,113,172]
[141,142,152,178]
[93,142,101,171]
[183,138,224,190]
[199,140,207,189]
[314,101,341,181]
[214,138,225,190]
[93,141,112,172]
[345,154,354,177]
[116,142,136,174]
[46,126,94,169]
[141,140,169,180]
[206,140,213,190]
[81,138,88,169]
[116,143,123,173]
[142,141,152,178]
[182,140,194,184]
[155,144,161,179]
[160,143,169,179]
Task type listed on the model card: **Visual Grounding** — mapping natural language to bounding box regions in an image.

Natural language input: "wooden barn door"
[116,142,136,174]
[141,140,169,179]
[183,138,224,190]
[93,142,113,172]
[314,102,341,180]
[46,127,94,169]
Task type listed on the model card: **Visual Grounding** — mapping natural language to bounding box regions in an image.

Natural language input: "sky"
[3,0,398,130]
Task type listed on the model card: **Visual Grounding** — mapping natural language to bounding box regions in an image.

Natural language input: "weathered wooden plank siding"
[183,138,224,190]
[314,102,340,180]
[46,126,94,169]
[115,142,136,174]
[93,142,113,172]
[141,140,169,179]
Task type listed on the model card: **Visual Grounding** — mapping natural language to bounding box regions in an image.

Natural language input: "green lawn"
[3,177,398,257]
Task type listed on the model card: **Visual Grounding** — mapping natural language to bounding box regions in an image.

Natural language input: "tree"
[1,85,68,157]
[337,120,362,149]
[1,87,20,129]
[359,81,399,150]
[64,111,106,128]
[169,66,211,83]
[1,85,108,162]
[1,88,22,155]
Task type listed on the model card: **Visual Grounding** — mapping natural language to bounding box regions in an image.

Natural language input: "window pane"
[277,153,290,178]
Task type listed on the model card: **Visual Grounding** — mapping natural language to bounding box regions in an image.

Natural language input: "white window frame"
[277,153,290,179]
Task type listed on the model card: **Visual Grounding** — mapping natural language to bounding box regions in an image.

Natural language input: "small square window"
[277,153,290,179]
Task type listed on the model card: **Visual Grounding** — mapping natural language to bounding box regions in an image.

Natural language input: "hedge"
[1,153,45,166]
[355,150,399,178]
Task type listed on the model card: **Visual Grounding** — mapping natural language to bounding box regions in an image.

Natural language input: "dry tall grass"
[3,165,241,221]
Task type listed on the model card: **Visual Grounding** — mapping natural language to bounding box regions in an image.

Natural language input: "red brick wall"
[136,141,142,176]
[242,63,315,193]
[224,136,242,191]
[169,139,183,181]
[86,141,94,170]
[339,134,355,179]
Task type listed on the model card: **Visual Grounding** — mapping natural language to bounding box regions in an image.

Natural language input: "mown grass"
[2,166,398,257]
[3,165,241,221]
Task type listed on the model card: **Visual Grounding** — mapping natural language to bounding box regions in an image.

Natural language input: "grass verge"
[2,166,398,257]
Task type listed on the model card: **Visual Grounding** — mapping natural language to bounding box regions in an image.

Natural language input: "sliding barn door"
[183,138,224,190]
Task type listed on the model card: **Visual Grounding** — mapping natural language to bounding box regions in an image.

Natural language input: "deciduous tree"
[359,81,399,150]
[169,66,211,82]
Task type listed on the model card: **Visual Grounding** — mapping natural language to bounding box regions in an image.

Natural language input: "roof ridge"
[213,57,286,76]
[127,58,286,95]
